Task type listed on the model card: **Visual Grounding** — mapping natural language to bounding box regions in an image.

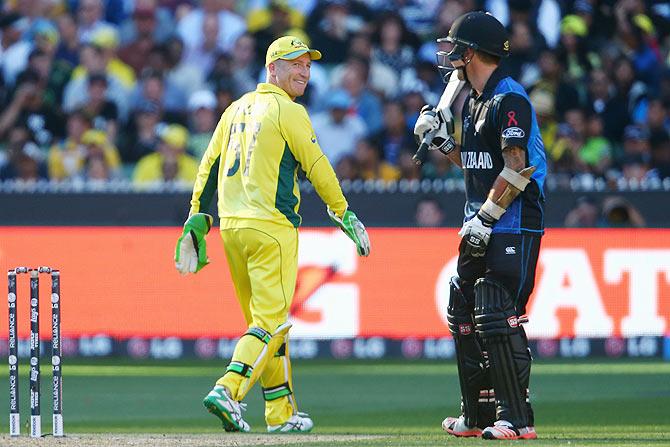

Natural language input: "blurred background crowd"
[0,0,668,191]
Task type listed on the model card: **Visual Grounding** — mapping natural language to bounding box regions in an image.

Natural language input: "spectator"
[82,73,119,140]
[118,99,162,163]
[646,99,670,142]
[247,0,305,39]
[74,26,136,89]
[311,89,367,165]
[29,23,72,110]
[77,129,122,180]
[397,147,421,180]
[48,109,92,180]
[611,56,647,132]
[213,78,236,116]
[502,20,541,85]
[528,50,580,121]
[650,133,670,179]
[614,3,661,90]
[586,68,613,115]
[529,88,558,153]
[81,151,114,182]
[620,124,651,163]
[309,0,355,65]
[182,13,222,78]
[130,68,185,121]
[164,36,206,100]
[336,56,383,133]
[580,114,612,177]
[601,195,646,227]
[0,13,32,88]
[334,154,359,181]
[329,32,399,100]
[133,124,198,184]
[0,125,48,181]
[177,0,246,55]
[415,196,445,227]
[118,0,173,47]
[564,196,601,227]
[48,128,122,181]
[354,138,399,181]
[54,13,80,67]
[77,0,114,44]
[62,39,134,120]
[556,15,595,88]
[229,32,261,96]
[118,2,164,75]
[370,12,415,78]
[371,100,413,165]
[187,90,218,159]
[0,70,64,147]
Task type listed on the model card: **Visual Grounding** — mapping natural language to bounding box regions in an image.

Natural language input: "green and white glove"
[327,207,371,257]
[175,213,213,274]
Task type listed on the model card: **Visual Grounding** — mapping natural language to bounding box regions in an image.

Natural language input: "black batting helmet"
[436,11,509,79]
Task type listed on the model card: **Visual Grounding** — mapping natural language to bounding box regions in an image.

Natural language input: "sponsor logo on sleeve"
[502,127,525,138]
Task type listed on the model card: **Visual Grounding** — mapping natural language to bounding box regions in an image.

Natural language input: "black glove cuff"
[477,211,496,227]
[436,136,456,155]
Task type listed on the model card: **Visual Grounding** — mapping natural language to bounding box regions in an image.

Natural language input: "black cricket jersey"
[459,67,547,235]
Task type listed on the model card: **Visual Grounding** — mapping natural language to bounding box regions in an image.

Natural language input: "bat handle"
[413,130,436,165]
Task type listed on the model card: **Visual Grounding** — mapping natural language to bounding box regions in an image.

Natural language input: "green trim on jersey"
[198,157,220,213]
[275,143,301,227]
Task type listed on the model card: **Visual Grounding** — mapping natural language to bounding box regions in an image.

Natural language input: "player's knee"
[447,276,475,336]
[473,278,519,339]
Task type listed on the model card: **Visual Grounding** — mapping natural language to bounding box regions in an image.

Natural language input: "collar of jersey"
[475,65,506,102]
[256,82,292,100]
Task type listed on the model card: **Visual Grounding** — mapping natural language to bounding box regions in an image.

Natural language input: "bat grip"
[412,129,436,165]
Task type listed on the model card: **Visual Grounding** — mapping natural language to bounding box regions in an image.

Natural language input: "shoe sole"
[203,395,242,432]
[442,419,482,438]
[445,428,482,438]
[481,430,537,440]
[267,427,314,434]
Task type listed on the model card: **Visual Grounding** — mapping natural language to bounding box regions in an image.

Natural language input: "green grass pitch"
[0,359,669,446]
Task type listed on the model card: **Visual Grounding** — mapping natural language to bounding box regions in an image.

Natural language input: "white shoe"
[442,415,482,437]
[267,412,314,433]
[482,420,537,440]
[203,385,251,432]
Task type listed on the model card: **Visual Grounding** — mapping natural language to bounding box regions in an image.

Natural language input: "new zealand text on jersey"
[461,151,494,169]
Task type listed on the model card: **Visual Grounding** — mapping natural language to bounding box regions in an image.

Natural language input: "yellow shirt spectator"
[133,124,199,184]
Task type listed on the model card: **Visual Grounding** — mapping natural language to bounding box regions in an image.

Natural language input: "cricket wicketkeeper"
[414,11,547,440]
[174,36,370,433]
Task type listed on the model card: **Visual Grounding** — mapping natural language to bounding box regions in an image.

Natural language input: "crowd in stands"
[0,0,669,189]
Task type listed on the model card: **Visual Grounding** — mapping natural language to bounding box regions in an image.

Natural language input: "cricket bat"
[413,70,466,165]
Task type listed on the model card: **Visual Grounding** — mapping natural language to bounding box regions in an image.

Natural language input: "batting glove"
[327,207,371,257]
[458,214,494,258]
[175,213,213,274]
[413,105,456,155]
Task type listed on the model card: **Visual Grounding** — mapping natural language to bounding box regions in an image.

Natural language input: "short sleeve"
[497,94,531,151]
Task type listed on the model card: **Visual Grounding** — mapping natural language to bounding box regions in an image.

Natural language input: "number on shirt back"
[226,121,261,177]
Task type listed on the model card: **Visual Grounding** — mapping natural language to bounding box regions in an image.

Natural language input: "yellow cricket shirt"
[189,83,348,228]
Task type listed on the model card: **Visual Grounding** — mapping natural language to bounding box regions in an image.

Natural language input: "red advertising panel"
[1,227,668,339]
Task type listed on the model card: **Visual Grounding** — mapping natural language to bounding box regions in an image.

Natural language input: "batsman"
[414,12,546,440]
[174,36,370,433]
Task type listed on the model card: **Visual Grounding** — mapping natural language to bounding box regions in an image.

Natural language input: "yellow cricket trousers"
[216,218,299,426]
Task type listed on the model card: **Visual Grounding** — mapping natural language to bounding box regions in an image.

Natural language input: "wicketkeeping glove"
[175,213,213,274]
[327,207,371,257]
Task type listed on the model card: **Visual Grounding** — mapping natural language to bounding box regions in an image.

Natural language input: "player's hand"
[413,105,456,155]
[458,214,493,258]
[175,213,213,274]
[327,207,370,257]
